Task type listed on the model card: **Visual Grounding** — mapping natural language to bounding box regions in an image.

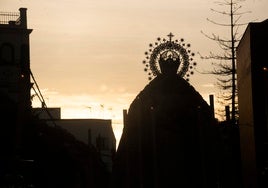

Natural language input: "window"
[0,43,14,65]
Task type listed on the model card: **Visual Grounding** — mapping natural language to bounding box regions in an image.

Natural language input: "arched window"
[0,43,14,65]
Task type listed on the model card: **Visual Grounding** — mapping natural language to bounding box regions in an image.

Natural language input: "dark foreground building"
[111,34,219,188]
[0,8,112,188]
[237,19,268,188]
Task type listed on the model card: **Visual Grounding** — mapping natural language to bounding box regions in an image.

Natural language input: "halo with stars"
[142,32,197,81]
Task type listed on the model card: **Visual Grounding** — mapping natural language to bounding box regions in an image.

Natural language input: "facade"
[0,8,32,153]
[237,19,268,188]
[0,8,32,114]
[33,107,116,172]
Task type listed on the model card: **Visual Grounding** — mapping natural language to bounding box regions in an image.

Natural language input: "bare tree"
[200,0,250,122]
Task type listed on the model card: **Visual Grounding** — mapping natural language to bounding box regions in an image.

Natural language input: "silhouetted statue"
[159,51,180,75]
[111,33,219,188]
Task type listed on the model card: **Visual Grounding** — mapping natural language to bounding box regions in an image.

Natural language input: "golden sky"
[1,0,268,141]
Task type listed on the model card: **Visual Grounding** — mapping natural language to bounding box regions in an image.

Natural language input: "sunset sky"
[1,0,268,142]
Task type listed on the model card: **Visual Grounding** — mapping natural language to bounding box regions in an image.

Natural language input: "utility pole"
[230,0,236,123]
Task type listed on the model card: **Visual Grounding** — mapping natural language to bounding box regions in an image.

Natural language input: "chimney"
[19,8,27,28]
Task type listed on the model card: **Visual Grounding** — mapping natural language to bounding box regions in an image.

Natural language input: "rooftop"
[0,8,28,28]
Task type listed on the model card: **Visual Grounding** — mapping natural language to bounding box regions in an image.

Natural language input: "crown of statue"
[159,51,181,75]
[142,32,197,81]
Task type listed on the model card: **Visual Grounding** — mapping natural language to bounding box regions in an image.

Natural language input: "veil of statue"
[111,33,219,188]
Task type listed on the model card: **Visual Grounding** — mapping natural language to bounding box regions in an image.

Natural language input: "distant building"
[33,107,116,172]
[237,19,268,188]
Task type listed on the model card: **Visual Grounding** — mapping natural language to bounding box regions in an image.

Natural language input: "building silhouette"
[33,107,116,172]
[0,8,115,187]
[237,19,268,188]
[0,7,32,156]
